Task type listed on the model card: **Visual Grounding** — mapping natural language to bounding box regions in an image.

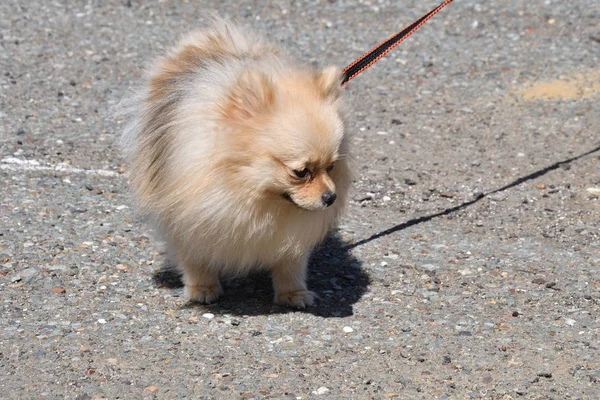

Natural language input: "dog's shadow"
[152,233,369,317]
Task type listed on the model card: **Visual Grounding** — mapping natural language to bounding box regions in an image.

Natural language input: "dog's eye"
[326,162,336,172]
[293,168,310,179]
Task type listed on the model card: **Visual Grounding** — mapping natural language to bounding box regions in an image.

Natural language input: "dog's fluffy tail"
[174,16,281,64]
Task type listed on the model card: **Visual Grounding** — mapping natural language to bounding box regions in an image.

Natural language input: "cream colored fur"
[121,19,351,308]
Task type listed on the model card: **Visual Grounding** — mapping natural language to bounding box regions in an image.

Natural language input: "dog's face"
[269,100,346,211]
[220,66,348,211]
[280,159,339,211]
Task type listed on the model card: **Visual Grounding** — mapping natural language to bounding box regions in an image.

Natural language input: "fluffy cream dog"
[122,19,351,308]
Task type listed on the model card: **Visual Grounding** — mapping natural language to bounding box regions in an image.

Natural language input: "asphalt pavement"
[1,1,599,399]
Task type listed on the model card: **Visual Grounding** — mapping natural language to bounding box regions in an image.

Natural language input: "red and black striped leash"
[341,0,454,86]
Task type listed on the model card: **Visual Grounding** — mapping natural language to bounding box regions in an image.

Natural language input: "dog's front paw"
[274,290,315,308]
[185,284,222,304]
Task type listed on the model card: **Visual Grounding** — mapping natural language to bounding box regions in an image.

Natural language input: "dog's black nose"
[322,191,337,207]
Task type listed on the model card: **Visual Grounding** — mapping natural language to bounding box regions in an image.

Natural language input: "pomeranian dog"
[121,19,351,308]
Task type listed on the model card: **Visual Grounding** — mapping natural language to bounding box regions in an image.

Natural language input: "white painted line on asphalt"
[1,157,121,177]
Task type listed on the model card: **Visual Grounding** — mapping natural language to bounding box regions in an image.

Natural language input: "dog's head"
[219,66,349,211]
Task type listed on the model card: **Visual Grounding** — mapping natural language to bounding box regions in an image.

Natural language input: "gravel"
[1,0,599,398]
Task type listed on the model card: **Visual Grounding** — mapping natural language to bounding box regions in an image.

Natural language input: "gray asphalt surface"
[1,1,599,399]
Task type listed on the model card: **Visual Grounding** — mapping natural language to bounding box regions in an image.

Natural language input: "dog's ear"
[314,66,342,100]
[225,70,276,120]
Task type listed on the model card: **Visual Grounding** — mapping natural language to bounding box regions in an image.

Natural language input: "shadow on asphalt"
[152,233,370,318]
[346,144,600,250]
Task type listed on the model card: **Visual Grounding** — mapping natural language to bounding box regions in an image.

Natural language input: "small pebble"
[202,313,215,319]
[315,387,330,395]
[354,193,374,202]
[343,326,354,333]
[488,193,507,201]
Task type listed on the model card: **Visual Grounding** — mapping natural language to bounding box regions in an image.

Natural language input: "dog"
[121,19,351,308]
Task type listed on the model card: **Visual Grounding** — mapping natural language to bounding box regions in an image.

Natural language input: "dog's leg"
[182,263,222,304]
[272,254,315,308]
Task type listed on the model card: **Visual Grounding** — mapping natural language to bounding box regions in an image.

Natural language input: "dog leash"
[341,0,454,85]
